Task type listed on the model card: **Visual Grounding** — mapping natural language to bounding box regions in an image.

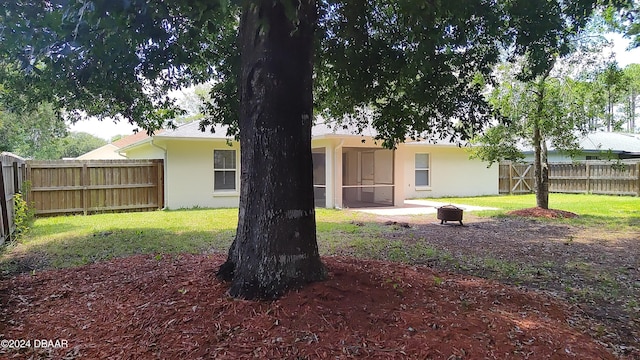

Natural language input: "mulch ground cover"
[0,253,616,359]
[507,207,579,219]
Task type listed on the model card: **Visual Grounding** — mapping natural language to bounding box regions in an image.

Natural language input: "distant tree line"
[0,101,107,159]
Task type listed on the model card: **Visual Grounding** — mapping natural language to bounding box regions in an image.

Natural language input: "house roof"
[152,120,377,139]
[121,120,466,150]
[76,130,165,159]
[112,129,164,148]
[311,121,379,138]
[154,121,231,140]
[577,132,640,154]
[141,119,380,141]
[311,120,463,147]
[522,132,640,155]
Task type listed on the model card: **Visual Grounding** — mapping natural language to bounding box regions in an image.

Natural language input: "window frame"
[414,153,431,189]
[213,149,238,193]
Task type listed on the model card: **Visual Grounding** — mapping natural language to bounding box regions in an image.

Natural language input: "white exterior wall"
[400,145,498,199]
[124,142,165,160]
[162,139,240,209]
[122,135,496,210]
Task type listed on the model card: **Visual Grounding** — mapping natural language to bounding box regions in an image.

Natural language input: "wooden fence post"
[156,161,163,209]
[82,163,89,216]
[12,162,20,193]
[637,162,640,197]
[21,163,26,193]
[25,163,31,203]
[0,161,10,244]
[508,162,514,195]
[586,162,591,194]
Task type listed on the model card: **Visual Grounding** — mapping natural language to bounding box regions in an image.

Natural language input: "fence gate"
[499,161,535,194]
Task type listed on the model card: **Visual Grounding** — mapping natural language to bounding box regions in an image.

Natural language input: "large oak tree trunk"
[216,0,326,299]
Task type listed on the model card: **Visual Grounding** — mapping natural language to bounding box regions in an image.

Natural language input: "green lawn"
[1,193,638,274]
[434,193,640,229]
[0,209,237,271]
[0,208,387,273]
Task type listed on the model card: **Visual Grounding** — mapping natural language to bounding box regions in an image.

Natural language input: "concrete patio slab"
[352,199,498,216]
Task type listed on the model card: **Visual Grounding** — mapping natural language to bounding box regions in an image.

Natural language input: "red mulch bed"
[507,207,579,219]
[0,254,613,359]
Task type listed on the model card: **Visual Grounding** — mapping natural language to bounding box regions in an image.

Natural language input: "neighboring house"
[75,143,124,160]
[76,131,164,160]
[522,132,640,162]
[119,121,498,209]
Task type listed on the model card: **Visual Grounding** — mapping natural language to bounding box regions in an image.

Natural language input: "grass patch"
[1,208,395,275]
[3,195,636,277]
[1,209,238,275]
[432,193,640,229]
[1,207,452,276]
[5,194,636,274]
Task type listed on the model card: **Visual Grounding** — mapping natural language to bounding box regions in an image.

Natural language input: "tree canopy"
[58,132,109,158]
[0,101,107,159]
[604,0,640,48]
[470,58,597,208]
[1,0,602,144]
[0,101,67,159]
[622,63,640,130]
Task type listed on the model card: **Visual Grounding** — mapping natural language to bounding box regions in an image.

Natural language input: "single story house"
[76,131,163,160]
[522,132,640,162]
[118,121,498,209]
[75,143,124,160]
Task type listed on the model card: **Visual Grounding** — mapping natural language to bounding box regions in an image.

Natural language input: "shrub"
[13,190,35,238]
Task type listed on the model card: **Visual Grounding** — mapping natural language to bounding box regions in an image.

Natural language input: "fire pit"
[437,205,464,226]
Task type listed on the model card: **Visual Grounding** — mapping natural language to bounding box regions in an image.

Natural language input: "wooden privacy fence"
[499,160,640,196]
[26,159,164,216]
[1,152,27,244]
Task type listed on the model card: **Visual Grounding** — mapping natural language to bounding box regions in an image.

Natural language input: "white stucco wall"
[123,142,165,160]
[161,139,240,209]
[400,144,498,199]
[122,135,496,210]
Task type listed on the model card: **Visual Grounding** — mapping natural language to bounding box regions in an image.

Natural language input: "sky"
[68,117,139,142]
[605,33,640,67]
[70,34,640,141]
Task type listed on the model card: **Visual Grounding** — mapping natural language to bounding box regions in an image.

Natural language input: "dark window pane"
[314,186,326,207]
[415,170,429,186]
[415,154,429,169]
[214,171,236,190]
[312,152,326,186]
[214,150,236,170]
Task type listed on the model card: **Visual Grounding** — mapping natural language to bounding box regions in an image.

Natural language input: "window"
[214,150,236,191]
[415,153,430,187]
[312,150,326,207]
